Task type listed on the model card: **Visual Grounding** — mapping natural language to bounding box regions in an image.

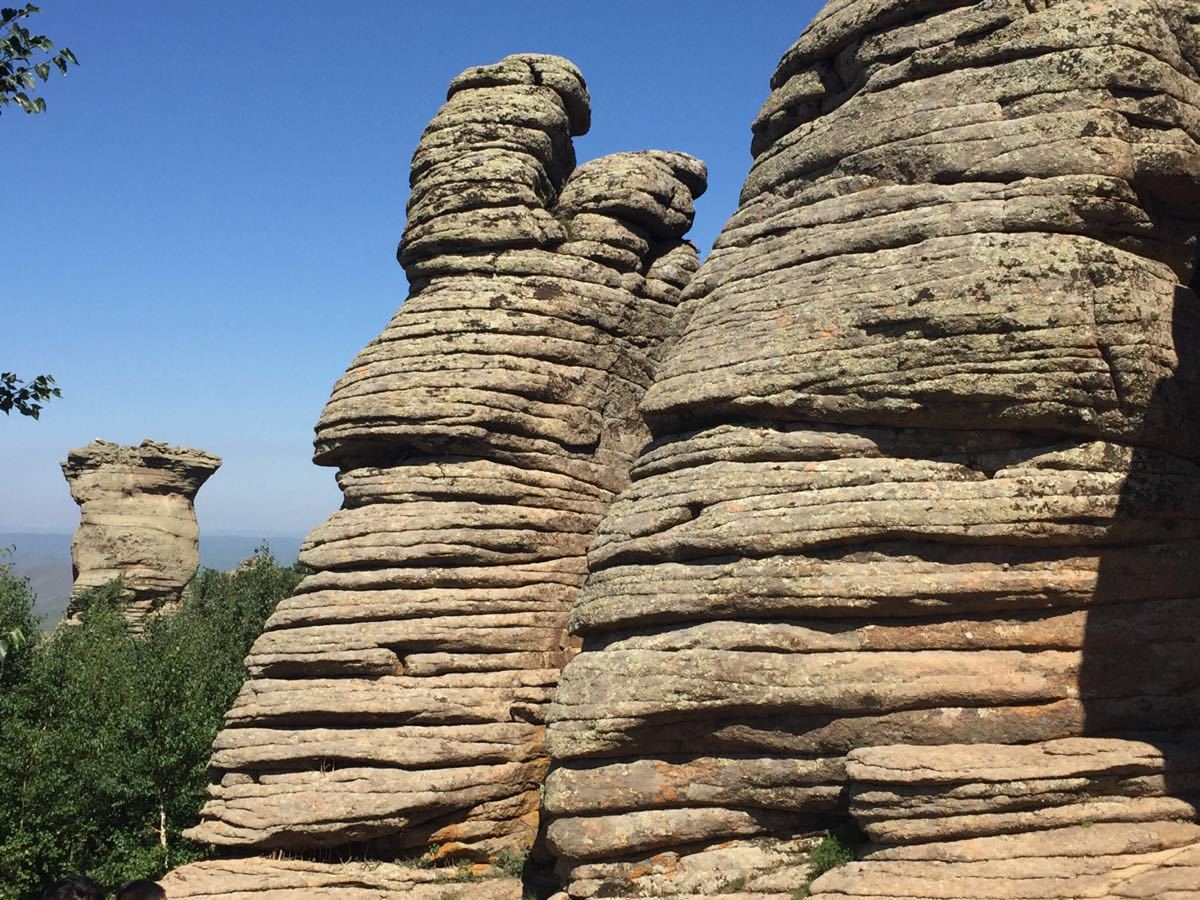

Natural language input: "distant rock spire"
[61,439,220,629]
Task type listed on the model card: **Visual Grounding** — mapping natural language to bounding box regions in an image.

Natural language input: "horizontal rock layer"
[556,835,816,900]
[546,1,1200,896]
[846,738,1200,845]
[182,51,706,882]
[61,438,220,627]
[161,858,521,900]
[808,821,1200,899]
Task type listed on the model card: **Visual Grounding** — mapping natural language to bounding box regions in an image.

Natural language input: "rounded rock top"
[447,53,591,136]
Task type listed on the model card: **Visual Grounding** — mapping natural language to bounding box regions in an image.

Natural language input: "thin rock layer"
[61,439,220,628]
[545,1,1200,896]
[177,52,705,883]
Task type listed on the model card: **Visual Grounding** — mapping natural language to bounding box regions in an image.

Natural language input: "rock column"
[168,54,705,896]
[545,1,1200,897]
[62,439,220,628]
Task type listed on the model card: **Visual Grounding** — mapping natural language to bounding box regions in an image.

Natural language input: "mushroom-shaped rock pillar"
[62,439,220,629]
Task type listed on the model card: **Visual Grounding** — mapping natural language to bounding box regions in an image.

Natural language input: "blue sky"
[3,0,824,537]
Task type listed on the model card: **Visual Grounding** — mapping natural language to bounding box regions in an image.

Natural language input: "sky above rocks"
[4,0,824,536]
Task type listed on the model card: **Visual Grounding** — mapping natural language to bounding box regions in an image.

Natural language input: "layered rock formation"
[545,0,1200,896]
[171,53,705,890]
[61,439,220,627]
[162,858,523,900]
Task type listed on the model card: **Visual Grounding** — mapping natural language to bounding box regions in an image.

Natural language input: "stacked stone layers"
[810,738,1200,898]
[182,53,706,874]
[161,858,522,900]
[61,439,220,627]
[546,1,1200,896]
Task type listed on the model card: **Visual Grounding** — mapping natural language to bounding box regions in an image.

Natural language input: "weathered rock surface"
[176,52,705,887]
[802,737,1200,896]
[161,858,521,900]
[847,738,1200,845]
[61,439,220,627]
[555,835,815,900]
[809,821,1200,899]
[545,0,1200,896]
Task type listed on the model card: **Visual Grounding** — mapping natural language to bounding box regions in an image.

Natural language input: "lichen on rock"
[544,1,1200,897]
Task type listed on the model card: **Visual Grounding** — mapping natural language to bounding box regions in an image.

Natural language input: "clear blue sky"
[3,0,823,537]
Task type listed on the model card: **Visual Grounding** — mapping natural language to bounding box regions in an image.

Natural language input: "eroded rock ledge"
[61,438,220,628]
[545,1,1200,897]
[169,53,705,891]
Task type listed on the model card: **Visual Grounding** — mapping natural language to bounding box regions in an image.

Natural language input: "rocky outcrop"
[61,439,220,627]
[545,0,1200,896]
[172,53,705,888]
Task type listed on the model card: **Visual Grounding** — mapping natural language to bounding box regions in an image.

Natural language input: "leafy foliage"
[0,372,61,419]
[0,550,37,687]
[0,548,304,899]
[0,4,77,115]
[494,848,528,877]
[791,830,856,900]
[2,5,77,416]
[809,830,855,875]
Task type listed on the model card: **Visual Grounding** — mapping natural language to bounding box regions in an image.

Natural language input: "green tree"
[3,5,75,418]
[0,549,304,898]
[0,550,38,688]
[0,372,61,419]
[1,4,77,114]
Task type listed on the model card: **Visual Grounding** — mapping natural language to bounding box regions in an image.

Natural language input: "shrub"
[494,848,528,877]
[791,830,856,899]
[0,548,304,899]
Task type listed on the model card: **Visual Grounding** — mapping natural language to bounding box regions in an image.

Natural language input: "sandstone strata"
[173,53,705,889]
[545,1,1200,896]
[61,439,220,627]
[160,858,521,900]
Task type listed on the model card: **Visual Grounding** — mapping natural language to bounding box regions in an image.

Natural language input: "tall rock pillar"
[166,54,705,897]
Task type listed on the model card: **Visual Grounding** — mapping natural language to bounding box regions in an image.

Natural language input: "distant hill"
[0,532,304,628]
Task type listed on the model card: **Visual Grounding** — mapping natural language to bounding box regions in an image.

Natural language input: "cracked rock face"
[545,1,1200,896]
[61,439,220,627]
[174,53,705,884]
